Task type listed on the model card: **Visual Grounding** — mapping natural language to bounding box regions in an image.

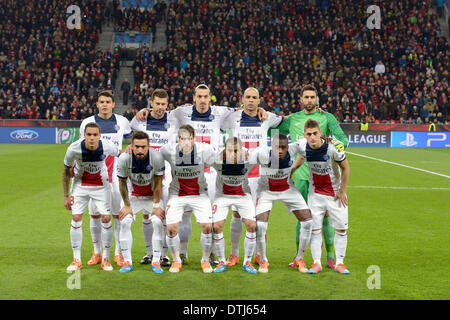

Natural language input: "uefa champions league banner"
[391,131,450,148]
[346,131,391,147]
[0,127,57,143]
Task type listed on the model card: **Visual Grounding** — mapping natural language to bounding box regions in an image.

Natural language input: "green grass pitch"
[0,144,449,300]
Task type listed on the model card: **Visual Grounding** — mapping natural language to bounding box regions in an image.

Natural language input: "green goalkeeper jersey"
[270,110,349,180]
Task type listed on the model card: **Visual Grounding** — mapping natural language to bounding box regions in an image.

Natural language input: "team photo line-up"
[62,83,350,275]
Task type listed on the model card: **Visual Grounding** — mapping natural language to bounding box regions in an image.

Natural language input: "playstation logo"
[400,133,418,147]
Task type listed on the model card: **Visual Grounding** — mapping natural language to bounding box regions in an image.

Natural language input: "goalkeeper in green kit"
[269,84,349,269]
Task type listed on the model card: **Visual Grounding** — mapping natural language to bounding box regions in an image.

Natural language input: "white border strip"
[347,151,450,179]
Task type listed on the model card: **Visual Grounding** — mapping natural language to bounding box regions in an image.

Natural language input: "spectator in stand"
[121,78,131,106]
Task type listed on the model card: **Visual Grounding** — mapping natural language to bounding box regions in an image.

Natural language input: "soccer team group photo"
[0,0,448,302]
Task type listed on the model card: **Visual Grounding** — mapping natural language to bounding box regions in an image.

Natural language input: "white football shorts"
[165,194,212,225]
[213,193,255,223]
[308,192,348,230]
[71,185,111,216]
[255,186,309,216]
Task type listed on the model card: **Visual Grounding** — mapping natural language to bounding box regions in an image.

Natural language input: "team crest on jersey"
[209,114,215,121]
[288,160,293,166]
[114,124,120,131]
[101,154,106,160]
[241,167,248,175]
[323,155,330,160]
[146,165,153,172]
[164,122,170,130]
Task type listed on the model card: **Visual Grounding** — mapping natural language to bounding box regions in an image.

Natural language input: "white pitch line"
[348,186,450,190]
[346,151,450,179]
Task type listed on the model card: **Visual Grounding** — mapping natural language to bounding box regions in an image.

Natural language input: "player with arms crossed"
[63,123,120,271]
[271,84,348,269]
[211,137,261,274]
[253,134,313,273]
[79,91,133,268]
[129,89,175,267]
[294,119,350,274]
[116,131,165,273]
[160,125,216,273]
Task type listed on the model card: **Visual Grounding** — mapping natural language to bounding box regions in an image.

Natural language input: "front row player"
[211,137,260,274]
[253,134,313,273]
[63,122,121,271]
[116,131,166,274]
[294,119,351,274]
[160,125,216,273]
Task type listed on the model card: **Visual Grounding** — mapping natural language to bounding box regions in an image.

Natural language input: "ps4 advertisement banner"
[391,131,450,148]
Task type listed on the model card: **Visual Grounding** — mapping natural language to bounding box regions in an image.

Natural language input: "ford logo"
[10,130,39,141]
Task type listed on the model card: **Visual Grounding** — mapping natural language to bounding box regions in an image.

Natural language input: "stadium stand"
[0,0,448,125]
[0,0,123,120]
[127,0,448,124]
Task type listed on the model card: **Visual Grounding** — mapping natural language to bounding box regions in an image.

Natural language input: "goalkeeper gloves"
[332,138,345,152]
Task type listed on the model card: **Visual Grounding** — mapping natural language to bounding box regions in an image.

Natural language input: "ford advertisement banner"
[0,127,56,143]
[346,131,391,147]
[391,131,450,148]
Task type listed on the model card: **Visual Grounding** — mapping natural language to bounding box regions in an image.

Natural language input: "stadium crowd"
[0,0,448,125]
[0,0,120,120]
[129,0,448,124]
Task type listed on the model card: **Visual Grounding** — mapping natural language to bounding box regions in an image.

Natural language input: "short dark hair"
[132,131,149,143]
[85,122,101,133]
[273,134,289,144]
[97,90,115,102]
[151,89,168,101]
[178,124,195,138]
[300,84,318,97]
[304,119,320,131]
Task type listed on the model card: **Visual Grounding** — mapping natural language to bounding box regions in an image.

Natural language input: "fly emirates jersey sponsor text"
[296,138,346,196]
[168,105,235,153]
[64,139,120,188]
[160,142,216,197]
[116,150,165,197]
[80,114,133,181]
[130,112,176,149]
[254,143,301,194]
[222,110,283,178]
[211,151,258,197]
